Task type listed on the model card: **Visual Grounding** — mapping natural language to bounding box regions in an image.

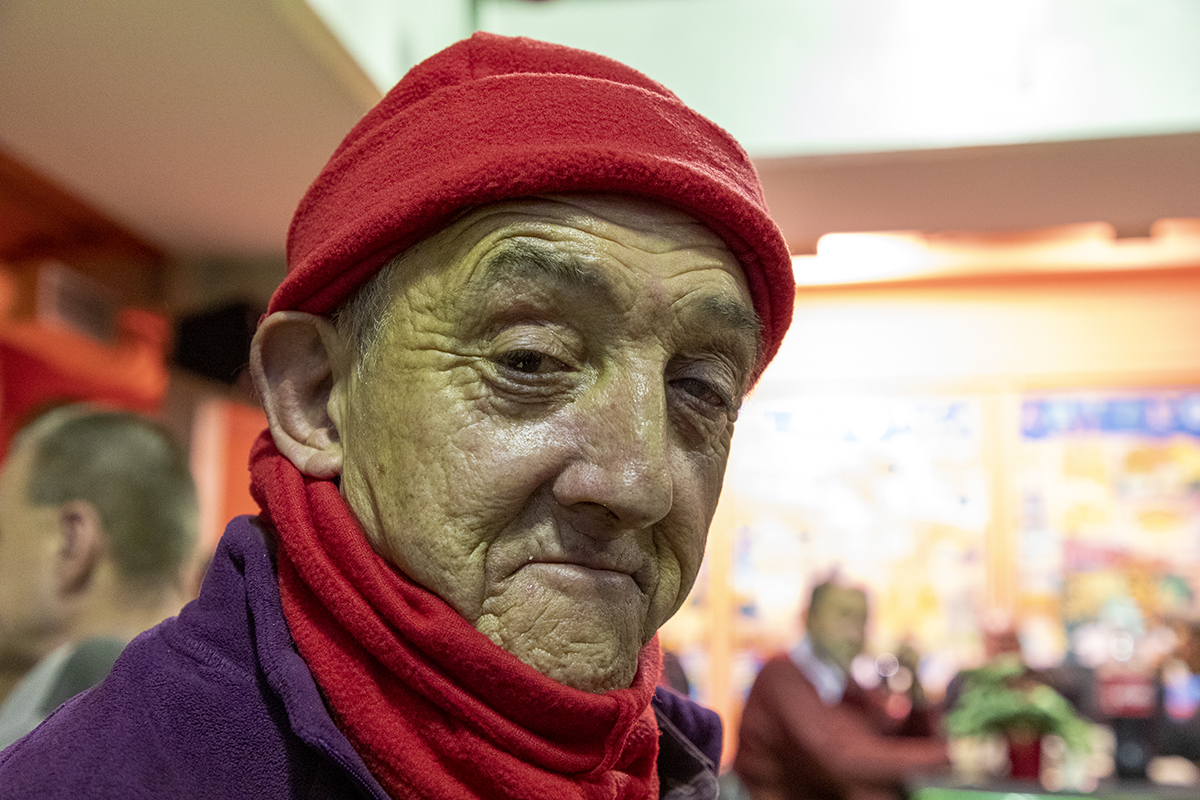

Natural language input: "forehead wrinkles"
[455,214,747,293]
[442,194,734,268]
[460,233,754,337]
[461,239,615,309]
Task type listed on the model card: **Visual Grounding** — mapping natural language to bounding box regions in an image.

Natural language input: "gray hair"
[333,251,405,377]
[20,407,198,588]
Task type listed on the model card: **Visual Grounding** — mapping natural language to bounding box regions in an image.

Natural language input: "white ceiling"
[0,0,1197,279]
[0,0,371,258]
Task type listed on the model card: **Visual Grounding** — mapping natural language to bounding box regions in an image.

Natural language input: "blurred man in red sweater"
[734,579,949,800]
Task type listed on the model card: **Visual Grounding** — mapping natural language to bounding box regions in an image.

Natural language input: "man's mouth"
[519,557,643,594]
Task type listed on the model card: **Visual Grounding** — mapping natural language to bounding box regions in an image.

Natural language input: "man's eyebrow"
[466,241,615,303]
[695,294,763,361]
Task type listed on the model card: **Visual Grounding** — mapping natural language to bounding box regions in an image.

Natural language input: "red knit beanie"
[274,32,794,376]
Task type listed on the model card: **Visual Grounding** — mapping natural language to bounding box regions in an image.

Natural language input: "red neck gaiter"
[248,432,662,799]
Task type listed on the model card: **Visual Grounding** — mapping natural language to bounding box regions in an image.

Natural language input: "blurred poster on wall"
[1017,391,1200,669]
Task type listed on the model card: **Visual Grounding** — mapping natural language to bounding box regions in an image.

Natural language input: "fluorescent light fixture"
[792,219,1200,286]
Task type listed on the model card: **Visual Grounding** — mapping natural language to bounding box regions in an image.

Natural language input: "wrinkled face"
[333,195,759,692]
[807,587,869,672]
[0,440,63,671]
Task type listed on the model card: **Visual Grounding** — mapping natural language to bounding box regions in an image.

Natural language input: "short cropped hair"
[808,578,868,616]
[20,408,198,587]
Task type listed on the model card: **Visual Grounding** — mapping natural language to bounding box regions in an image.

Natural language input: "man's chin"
[520,644,641,694]
[484,615,647,692]
[475,565,652,692]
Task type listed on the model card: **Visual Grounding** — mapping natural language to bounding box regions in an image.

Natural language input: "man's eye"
[673,377,728,409]
[498,349,559,374]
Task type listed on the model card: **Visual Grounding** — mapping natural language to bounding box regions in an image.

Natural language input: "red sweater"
[733,654,949,800]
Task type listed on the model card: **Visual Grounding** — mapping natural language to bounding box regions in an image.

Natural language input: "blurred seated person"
[1157,618,1200,762]
[0,407,198,748]
[943,618,1024,712]
[944,616,1097,725]
[734,579,948,800]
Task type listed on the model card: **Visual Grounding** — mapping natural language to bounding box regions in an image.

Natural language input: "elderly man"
[0,33,793,798]
[733,580,949,800]
[0,407,197,749]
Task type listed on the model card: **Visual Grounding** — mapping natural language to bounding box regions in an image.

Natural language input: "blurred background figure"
[0,406,197,748]
[943,614,1026,712]
[1155,617,1200,764]
[732,578,948,800]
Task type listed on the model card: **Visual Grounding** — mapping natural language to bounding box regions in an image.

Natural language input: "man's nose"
[551,367,673,534]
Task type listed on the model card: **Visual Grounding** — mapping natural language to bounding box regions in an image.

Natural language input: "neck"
[0,666,27,704]
[808,638,847,674]
[68,582,187,645]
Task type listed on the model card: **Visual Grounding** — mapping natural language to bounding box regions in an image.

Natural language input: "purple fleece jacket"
[0,516,721,798]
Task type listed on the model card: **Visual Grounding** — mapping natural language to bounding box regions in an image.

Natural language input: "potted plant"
[946,658,1092,779]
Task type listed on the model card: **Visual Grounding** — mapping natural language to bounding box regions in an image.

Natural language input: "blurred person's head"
[1173,618,1200,673]
[983,625,1022,662]
[0,406,198,681]
[805,579,869,672]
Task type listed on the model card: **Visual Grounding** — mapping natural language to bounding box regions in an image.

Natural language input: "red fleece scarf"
[249,432,662,799]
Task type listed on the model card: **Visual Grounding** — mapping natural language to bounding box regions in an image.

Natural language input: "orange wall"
[762,267,1200,396]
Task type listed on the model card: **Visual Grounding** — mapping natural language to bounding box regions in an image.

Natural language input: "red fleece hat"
[275,32,794,376]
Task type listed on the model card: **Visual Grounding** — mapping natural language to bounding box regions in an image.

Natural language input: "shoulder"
[653,688,721,797]
[39,637,128,713]
[741,654,824,719]
[653,686,722,765]
[751,653,811,690]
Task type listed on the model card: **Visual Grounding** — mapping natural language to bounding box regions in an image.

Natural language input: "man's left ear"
[55,500,104,597]
[250,311,350,479]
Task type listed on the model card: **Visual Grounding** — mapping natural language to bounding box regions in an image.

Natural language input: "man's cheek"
[457,413,575,481]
